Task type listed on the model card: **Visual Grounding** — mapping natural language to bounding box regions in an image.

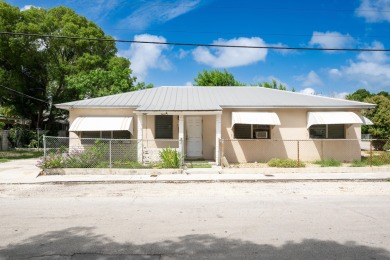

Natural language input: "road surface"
[0,182,390,259]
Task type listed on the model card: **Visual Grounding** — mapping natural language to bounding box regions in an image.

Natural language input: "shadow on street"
[1,227,389,259]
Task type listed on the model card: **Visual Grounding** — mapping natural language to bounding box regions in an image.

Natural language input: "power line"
[0,85,49,104]
[105,28,389,39]
[1,31,389,52]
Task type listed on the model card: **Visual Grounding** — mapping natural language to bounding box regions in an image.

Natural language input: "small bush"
[372,140,387,151]
[267,158,305,168]
[314,159,342,167]
[159,147,181,168]
[383,141,390,151]
[36,150,63,169]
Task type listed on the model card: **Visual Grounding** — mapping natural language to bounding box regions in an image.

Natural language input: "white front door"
[186,116,202,158]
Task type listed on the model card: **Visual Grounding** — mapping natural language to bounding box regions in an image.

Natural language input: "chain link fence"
[42,136,182,169]
[221,139,390,167]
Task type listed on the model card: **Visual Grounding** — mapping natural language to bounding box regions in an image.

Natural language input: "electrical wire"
[0,85,49,104]
[1,31,389,52]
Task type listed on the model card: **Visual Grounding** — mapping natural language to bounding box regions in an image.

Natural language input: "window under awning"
[69,117,133,134]
[231,112,281,127]
[307,112,373,128]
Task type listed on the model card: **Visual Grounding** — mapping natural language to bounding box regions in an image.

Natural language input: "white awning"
[307,112,372,128]
[232,112,281,127]
[69,117,133,134]
[360,116,374,125]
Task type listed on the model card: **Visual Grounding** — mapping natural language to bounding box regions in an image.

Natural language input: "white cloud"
[268,43,295,55]
[192,37,268,68]
[20,5,38,11]
[299,88,316,95]
[177,49,190,59]
[356,0,390,22]
[330,41,390,89]
[185,81,193,86]
[330,92,349,99]
[295,71,323,87]
[119,34,171,82]
[309,31,354,50]
[329,68,342,78]
[121,0,201,30]
[357,41,388,63]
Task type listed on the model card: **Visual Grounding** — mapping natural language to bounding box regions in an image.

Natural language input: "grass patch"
[268,158,305,168]
[0,150,43,160]
[185,161,212,168]
[313,159,342,167]
[0,158,10,163]
[351,152,390,167]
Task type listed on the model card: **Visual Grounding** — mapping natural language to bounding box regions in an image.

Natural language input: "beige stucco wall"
[221,108,363,163]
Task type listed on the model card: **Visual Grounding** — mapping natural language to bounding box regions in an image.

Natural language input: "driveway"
[0,158,41,183]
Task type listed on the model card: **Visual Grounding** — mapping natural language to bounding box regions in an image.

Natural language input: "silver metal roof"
[55,86,375,111]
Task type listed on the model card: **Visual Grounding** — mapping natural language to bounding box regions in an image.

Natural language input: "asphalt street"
[0,182,390,259]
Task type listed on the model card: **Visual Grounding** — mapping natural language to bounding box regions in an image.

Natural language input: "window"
[81,131,131,139]
[234,124,271,139]
[155,115,173,139]
[309,124,345,139]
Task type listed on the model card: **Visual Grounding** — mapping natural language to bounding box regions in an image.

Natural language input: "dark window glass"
[155,115,173,139]
[328,124,345,139]
[234,124,251,139]
[113,131,131,139]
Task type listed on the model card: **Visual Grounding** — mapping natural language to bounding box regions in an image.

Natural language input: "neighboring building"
[55,86,374,164]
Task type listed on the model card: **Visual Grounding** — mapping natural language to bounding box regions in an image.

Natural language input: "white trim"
[135,111,222,116]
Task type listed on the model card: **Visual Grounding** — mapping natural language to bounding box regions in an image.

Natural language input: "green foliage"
[159,147,181,168]
[383,140,390,151]
[8,126,37,148]
[313,159,342,167]
[346,89,373,101]
[194,69,244,86]
[362,95,390,141]
[346,89,390,140]
[351,152,390,167]
[257,79,287,90]
[0,2,146,131]
[267,158,305,168]
[0,122,5,129]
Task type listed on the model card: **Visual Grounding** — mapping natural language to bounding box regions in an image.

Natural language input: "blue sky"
[6,0,390,97]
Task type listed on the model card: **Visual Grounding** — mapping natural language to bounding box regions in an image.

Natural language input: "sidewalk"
[0,158,390,184]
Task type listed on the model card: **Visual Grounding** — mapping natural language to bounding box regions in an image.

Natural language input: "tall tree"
[0,2,146,130]
[194,69,243,86]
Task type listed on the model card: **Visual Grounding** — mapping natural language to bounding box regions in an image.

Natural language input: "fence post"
[297,140,300,167]
[370,140,373,168]
[109,139,112,168]
[43,135,46,157]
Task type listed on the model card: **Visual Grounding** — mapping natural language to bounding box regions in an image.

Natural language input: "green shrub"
[314,159,342,167]
[159,147,181,168]
[267,158,305,168]
[383,141,390,151]
[372,140,387,151]
[36,150,63,169]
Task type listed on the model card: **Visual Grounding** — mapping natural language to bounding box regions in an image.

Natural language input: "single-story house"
[55,86,375,164]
